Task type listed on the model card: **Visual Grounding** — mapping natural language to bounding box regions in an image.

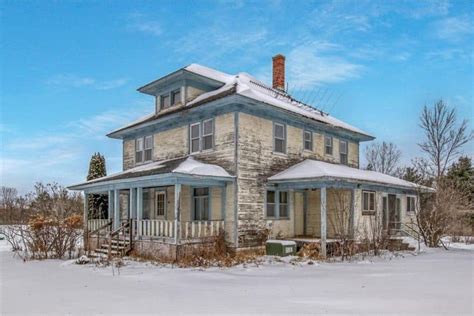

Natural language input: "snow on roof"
[112,64,372,138]
[171,156,232,178]
[269,159,431,191]
[68,157,233,189]
[182,66,372,138]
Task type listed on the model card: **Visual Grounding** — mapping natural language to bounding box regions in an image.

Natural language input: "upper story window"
[362,190,376,215]
[325,135,333,155]
[407,196,416,213]
[171,89,181,106]
[304,130,313,151]
[190,119,214,154]
[161,94,170,109]
[135,135,153,164]
[340,140,348,164]
[273,122,286,154]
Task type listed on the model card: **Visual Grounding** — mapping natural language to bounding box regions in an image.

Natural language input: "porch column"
[113,189,120,229]
[349,189,355,238]
[320,187,327,258]
[108,190,113,221]
[174,183,181,244]
[83,192,89,232]
[129,188,137,219]
[136,187,143,220]
[289,189,295,236]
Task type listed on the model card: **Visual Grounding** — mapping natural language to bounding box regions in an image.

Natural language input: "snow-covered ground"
[1,238,473,315]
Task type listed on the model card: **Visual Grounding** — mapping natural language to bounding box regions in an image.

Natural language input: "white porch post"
[113,189,120,229]
[108,190,113,221]
[320,187,327,258]
[349,188,355,238]
[289,189,295,236]
[83,193,89,232]
[129,188,136,219]
[174,183,181,244]
[136,187,143,237]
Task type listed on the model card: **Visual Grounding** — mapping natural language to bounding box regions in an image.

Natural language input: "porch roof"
[268,159,434,192]
[68,156,234,192]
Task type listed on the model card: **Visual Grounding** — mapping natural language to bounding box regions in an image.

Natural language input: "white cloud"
[46,74,128,90]
[286,42,363,89]
[133,20,162,36]
[433,16,473,41]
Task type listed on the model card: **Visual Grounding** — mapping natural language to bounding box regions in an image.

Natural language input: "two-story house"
[70,55,427,260]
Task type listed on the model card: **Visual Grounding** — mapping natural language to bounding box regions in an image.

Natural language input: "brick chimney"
[272,54,285,91]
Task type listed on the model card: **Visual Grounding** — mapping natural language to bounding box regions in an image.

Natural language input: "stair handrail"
[107,219,134,258]
[398,222,422,252]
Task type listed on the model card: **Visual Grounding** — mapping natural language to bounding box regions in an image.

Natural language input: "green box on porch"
[266,240,296,256]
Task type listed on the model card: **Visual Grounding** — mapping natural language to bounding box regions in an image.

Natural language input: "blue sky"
[1,0,473,193]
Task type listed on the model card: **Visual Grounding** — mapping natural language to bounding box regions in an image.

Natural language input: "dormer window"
[161,95,170,109]
[136,135,153,164]
[171,90,181,105]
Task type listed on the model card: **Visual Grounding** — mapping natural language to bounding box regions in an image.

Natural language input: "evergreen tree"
[87,153,108,219]
[447,156,474,205]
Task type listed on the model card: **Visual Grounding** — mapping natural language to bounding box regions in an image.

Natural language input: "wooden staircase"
[88,219,134,259]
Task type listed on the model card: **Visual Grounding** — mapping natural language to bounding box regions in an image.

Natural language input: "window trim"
[339,140,348,165]
[406,195,416,213]
[325,135,333,156]
[189,118,215,154]
[265,190,290,220]
[135,135,153,165]
[273,122,287,154]
[303,130,313,151]
[362,190,376,215]
[160,94,171,110]
[155,190,167,218]
[192,187,210,221]
[171,89,181,106]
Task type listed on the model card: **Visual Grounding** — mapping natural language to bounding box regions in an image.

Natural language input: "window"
[340,140,348,164]
[189,119,214,153]
[304,130,313,151]
[279,191,289,218]
[266,190,289,219]
[190,123,201,153]
[193,188,209,221]
[266,191,276,217]
[161,94,170,109]
[202,119,214,151]
[274,123,286,154]
[325,135,333,155]
[143,189,151,219]
[135,136,153,164]
[407,196,416,213]
[155,191,166,217]
[171,90,181,105]
[362,190,376,214]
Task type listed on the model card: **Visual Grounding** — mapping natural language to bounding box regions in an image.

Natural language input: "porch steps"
[387,238,415,251]
[88,234,133,259]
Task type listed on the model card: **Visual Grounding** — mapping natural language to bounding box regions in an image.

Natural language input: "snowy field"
[1,239,473,315]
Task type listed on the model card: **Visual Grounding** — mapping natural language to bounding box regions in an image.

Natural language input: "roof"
[68,156,233,190]
[268,159,434,191]
[109,64,374,139]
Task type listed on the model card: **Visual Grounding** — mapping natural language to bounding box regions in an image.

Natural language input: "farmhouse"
[69,55,426,259]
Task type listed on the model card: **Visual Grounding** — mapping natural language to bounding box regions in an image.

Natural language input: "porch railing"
[135,219,175,238]
[180,220,224,239]
[133,219,224,240]
[88,219,111,232]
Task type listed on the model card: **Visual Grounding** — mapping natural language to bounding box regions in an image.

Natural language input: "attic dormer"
[137,64,229,114]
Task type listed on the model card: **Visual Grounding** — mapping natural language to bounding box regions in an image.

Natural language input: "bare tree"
[419,100,473,179]
[364,141,402,175]
[328,190,354,261]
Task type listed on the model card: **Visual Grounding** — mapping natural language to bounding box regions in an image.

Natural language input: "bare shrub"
[328,190,356,260]
[360,213,390,256]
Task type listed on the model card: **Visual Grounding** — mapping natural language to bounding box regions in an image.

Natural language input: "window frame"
[273,122,287,154]
[362,190,376,215]
[339,140,348,165]
[171,89,181,106]
[155,190,167,218]
[406,196,416,213]
[265,190,290,220]
[189,119,215,154]
[325,135,333,156]
[135,135,153,164]
[192,187,210,221]
[161,94,171,109]
[303,130,313,151]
